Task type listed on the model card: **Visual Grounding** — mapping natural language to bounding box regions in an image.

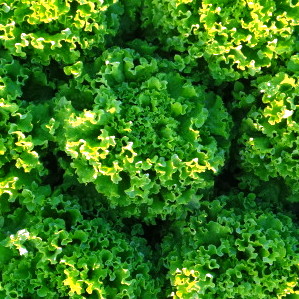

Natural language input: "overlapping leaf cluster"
[0,0,125,64]
[162,193,299,298]
[0,0,299,298]
[142,0,299,81]
[0,190,162,298]
[48,46,232,221]
[237,72,299,202]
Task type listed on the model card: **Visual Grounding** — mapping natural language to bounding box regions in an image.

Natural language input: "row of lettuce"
[1,0,299,298]
[1,186,298,298]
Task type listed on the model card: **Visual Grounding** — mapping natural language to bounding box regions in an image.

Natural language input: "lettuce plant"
[47,46,232,222]
[238,72,299,202]
[161,193,299,298]
[0,191,162,298]
[142,0,299,82]
[0,97,47,205]
[0,0,125,65]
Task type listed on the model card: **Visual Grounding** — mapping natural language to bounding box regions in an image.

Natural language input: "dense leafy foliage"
[237,72,299,202]
[48,46,232,222]
[142,0,299,81]
[0,190,162,298]
[0,0,126,64]
[0,0,299,298]
[162,193,299,298]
